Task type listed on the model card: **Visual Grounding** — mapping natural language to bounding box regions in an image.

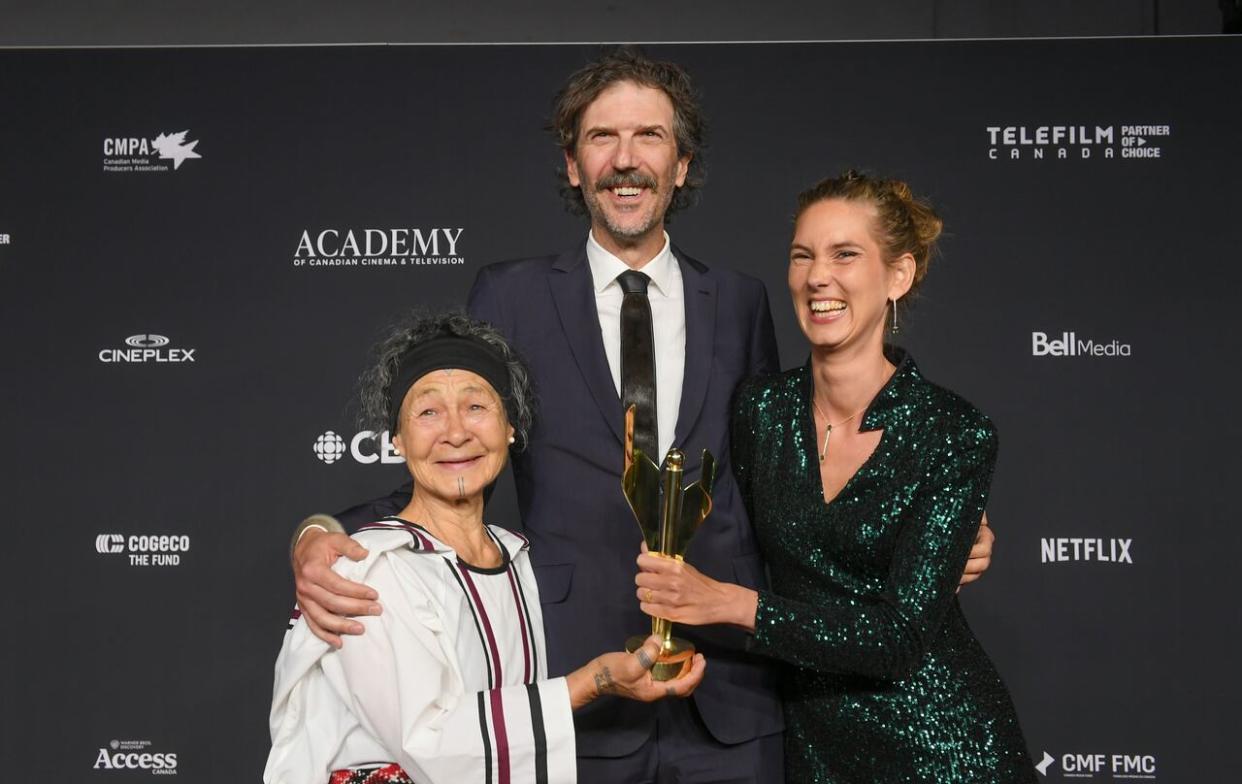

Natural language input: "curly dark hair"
[356,311,536,450]
[550,46,707,219]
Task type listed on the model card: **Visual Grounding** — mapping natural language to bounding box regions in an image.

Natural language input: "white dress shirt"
[586,230,686,461]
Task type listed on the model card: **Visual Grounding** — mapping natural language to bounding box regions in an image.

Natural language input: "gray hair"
[356,311,536,450]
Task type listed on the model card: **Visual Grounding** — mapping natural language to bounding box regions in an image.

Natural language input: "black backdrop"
[2,38,1238,781]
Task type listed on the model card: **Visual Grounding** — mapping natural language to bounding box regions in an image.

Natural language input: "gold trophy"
[622,405,716,681]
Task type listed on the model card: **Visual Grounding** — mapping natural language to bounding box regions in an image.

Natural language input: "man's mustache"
[596,172,658,192]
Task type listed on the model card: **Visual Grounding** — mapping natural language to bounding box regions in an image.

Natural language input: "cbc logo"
[314,431,348,464]
[314,429,403,465]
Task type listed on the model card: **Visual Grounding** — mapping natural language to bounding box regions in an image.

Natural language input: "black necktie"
[618,270,659,461]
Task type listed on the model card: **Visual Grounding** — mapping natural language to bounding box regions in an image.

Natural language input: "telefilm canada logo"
[102,130,202,173]
[1031,332,1131,357]
[314,429,404,465]
[92,738,179,775]
[1041,537,1133,564]
[95,533,191,567]
[1036,750,1157,779]
[99,334,197,364]
[293,227,466,268]
[986,124,1171,161]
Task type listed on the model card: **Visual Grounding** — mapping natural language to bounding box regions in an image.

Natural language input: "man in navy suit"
[292,49,993,782]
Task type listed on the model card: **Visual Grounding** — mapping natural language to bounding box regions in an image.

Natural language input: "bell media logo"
[293,227,466,268]
[95,533,191,567]
[314,429,404,465]
[99,334,197,363]
[986,123,1171,162]
[1031,332,1131,358]
[93,738,179,775]
[1036,749,1157,779]
[103,129,202,173]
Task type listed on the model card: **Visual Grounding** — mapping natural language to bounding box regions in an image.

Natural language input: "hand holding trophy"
[621,404,716,680]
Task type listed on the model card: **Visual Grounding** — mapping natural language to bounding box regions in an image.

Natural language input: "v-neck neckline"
[798,365,888,507]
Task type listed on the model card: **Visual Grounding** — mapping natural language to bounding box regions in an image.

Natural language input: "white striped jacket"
[265,518,576,783]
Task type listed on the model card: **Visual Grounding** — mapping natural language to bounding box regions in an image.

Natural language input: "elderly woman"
[635,173,1034,782]
[265,312,704,784]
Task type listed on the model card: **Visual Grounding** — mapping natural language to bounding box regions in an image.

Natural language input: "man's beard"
[582,171,673,242]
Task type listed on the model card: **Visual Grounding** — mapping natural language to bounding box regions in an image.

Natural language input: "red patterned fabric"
[328,763,415,784]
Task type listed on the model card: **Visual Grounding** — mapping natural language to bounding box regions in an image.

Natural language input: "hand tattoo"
[635,648,654,670]
[593,665,617,695]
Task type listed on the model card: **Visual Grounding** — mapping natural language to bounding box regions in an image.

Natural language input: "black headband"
[388,336,512,433]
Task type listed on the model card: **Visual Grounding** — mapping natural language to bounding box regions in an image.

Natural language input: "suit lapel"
[673,248,716,448]
[548,244,626,447]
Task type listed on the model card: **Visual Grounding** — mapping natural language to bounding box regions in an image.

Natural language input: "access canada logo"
[314,429,404,465]
[1036,750,1157,779]
[93,738,179,775]
[95,533,191,567]
[99,334,197,364]
[986,123,1171,161]
[293,227,465,268]
[103,130,202,173]
[1031,331,1131,358]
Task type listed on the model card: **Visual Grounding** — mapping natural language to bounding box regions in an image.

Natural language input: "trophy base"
[625,635,695,681]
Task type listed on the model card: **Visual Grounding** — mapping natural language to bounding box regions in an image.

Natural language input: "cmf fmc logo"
[1036,750,1157,779]
[99,334,197,363]
[314,429,404,465]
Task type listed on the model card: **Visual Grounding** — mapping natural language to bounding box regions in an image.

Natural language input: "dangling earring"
[889,298,900,334]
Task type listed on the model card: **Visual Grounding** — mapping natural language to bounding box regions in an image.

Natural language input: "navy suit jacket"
[340,242,784,757]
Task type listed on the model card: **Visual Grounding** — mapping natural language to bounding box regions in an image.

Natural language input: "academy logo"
[93,738,179,775]
[95,533,191,567]
[99,334,197,364]
[314,429,404,465]
[986,123,1172,162]
[1031,331,1131,358]
[293,227,466,269]
[103,130,203,173]
[1036,749,1157,779]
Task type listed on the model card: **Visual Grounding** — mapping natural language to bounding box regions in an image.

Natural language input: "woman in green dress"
[635,171,1035,782]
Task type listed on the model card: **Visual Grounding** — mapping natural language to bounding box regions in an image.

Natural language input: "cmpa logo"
[986,123,1171,161]
[103,129,202,173]
[1031,332,1131,358]
[315,429,404,465]
[95,533,191,567]
[99,334,197,364]
[1036,750,1156,778]
[293,227,465,268]
[93,738,178,775]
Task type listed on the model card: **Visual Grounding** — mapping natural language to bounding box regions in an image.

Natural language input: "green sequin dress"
[733,349,1035,783]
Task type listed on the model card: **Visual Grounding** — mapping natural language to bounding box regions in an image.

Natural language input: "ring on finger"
[644,588,653,603]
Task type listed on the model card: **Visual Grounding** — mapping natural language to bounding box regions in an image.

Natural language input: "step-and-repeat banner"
[2,38,1237,780]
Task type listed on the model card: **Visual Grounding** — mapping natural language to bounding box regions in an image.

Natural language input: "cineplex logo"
[1032,332,1131,357]
[314,429,404,465]
[986,124,1171,161]
[95,533,191,567]
[0,231,10,245]
[99,334,197,364]
[93,738,179,775]
[1041,537,1133,564]
[102,130,202,173]
[1036,750,1156,779]
[293,228,465,268]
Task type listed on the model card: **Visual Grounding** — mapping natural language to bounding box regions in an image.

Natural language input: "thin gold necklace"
[811,398,864,463]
